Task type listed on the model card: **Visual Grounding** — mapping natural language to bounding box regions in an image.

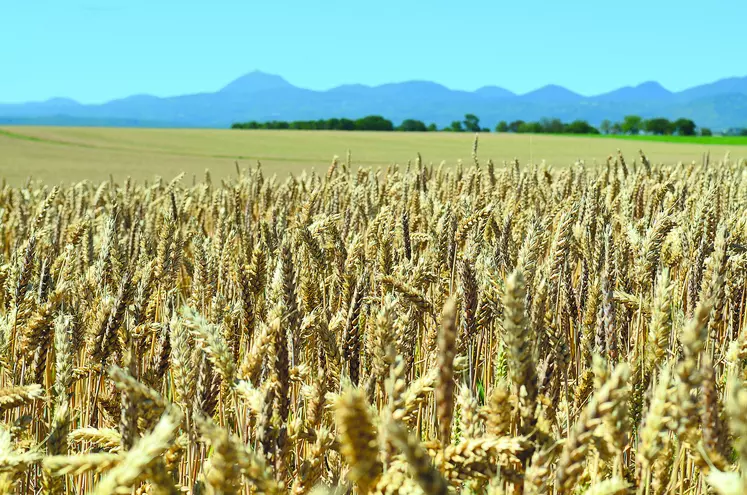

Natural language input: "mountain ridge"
[1,71,746,130]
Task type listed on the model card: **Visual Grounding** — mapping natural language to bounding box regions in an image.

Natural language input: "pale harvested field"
[1,126,745,184]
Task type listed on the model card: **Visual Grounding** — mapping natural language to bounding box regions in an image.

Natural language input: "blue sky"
[2,0,745,103]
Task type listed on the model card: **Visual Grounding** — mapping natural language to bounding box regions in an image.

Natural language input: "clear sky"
[2,0,745,104]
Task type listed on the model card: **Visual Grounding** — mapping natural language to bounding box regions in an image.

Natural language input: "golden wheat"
[0,147,744,494]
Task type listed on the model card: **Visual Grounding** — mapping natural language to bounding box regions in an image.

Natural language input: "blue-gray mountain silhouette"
[594,82,673,102]
[520,85,583,104]
[1,70,745,129]
[219,71,295,94]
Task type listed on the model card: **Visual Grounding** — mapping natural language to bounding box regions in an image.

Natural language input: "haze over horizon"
[2,0,746,104]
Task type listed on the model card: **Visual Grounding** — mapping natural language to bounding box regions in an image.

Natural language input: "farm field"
[2,126,747,184]
[0,138,746,493]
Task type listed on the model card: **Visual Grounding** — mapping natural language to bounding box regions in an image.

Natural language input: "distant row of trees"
[231,114,598,134]
[231,115,396,131]
[598,115,707,136]
[494,118,599,134]
[232,113,717,136]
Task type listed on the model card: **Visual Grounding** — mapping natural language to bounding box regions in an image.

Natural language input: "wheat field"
[4,126,747,185]
[1,143,746,495]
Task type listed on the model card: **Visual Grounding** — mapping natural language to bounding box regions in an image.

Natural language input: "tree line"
[494,118,599,134]
[598,115,708,136]
[232,113,715,135]
[231,114,597,133]
[231,115,397,131]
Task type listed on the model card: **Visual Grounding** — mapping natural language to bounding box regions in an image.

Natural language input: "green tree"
[621,115,643,135]
[495,121,509,132]
[540,118,564,134]
[517,122,543,133]
[354,115,394,131]
[508,120,525,133]
[673,118,696,136]
[339,118,356,130]
[463,114,481,132]
[397,119,427,132]
[268,121,290,129]
[564,120,599,134]
[644,118,674,135]
[600,119,612,135]
[449,121,465,132]
[611,122,622,134]
[235,121,262,129]
[700,127,712,136]
[427,123,438,132]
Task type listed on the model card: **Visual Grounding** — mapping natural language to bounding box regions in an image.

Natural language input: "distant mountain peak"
[521,84,583,102]
[219,71,294,94]
[45,97,80,105]
[595,81,673,102]
[636,81,669,91]
[677,75,747,100]
[375,80,452,92]
[474,86,515,99]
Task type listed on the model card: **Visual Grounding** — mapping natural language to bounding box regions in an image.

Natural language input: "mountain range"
[2,71,747,130]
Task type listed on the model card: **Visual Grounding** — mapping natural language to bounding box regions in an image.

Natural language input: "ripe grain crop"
[4,126,747,185]
[0,145,746,494]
